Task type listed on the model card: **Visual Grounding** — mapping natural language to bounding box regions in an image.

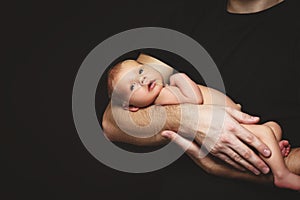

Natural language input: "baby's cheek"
[130,91,147,106]
[140,94,156,107]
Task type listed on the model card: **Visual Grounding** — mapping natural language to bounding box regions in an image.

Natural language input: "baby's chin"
[154,83,163,92]
[155,79,164,86]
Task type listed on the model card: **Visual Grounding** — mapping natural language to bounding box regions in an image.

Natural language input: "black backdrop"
[4,1,300,200]
[4,1,200,199]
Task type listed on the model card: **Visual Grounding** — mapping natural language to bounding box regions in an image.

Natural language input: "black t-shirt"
[157,0,300,199]
[168,0,300,146]
[188,0,300,147]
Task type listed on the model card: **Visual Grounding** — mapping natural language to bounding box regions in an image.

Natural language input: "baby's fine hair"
[107,61,124,98]
[107,59,141,98]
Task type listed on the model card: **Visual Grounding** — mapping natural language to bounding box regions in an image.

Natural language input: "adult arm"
[102,102,170,146]
[102,102,271,174]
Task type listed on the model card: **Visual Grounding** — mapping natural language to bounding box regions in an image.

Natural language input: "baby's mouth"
[148,81,156,91]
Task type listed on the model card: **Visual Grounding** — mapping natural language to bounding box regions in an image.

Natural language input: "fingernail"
[263,149,271,157]
[262,167,270,174]
[251,116,259,120]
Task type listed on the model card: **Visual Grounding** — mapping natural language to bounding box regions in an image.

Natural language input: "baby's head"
[107,59,164,111]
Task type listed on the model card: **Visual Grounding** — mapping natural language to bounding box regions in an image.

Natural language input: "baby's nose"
[139,76,149,85]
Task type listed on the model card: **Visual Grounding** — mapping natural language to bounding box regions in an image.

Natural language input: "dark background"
[4,1,199,199]
[4,1,300,200]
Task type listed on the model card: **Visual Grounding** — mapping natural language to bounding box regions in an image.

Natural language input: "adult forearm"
[103,101,271,175]
[102,102,182,146]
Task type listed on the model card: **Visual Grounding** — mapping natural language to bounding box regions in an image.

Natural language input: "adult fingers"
[233,123,271,157]
[161,130,202,158]
[162,130,247,173]
[226,107,271,158]
[215,153,246,172]
[226,107,260,124]
[228,132,270,174]
[222,146,262,174]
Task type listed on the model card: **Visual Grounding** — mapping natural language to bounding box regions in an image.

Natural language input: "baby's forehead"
[115,60,141,79]
[120,59,142,69]
[117,60,143,76]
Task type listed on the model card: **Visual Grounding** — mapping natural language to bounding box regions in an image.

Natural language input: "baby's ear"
[122,102,139,112]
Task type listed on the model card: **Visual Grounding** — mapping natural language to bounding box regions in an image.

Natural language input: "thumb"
[161,130,202,158]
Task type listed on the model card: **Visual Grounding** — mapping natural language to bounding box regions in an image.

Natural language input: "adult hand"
[161,130,273,183]
[174,104,271,175]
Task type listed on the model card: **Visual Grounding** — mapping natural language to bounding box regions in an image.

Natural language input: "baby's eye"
[139,68,144,74]
[130,83,135,91]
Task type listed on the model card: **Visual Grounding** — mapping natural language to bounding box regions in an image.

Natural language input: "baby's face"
[114,60,163,107]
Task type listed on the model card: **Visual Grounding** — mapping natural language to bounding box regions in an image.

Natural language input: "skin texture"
[162,120,300,190]
[103,84,271,175]
[111,60,203,110]
[103,103,279,185]
[106,58,300,190]
[111,60,164,111]
[104,50,273,174]
[161,130,300,186]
